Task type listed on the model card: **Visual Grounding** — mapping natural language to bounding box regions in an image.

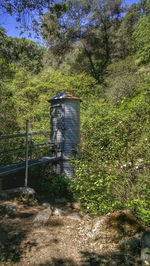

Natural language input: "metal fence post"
[25,120,29,187]
[29,134,33,160]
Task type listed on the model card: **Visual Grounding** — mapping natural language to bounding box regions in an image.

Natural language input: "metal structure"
[48,91,81,177]
[0,156,58,177]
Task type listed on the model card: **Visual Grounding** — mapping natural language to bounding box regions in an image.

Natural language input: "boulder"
[88,210,145,244]
[53,207,64,217]
[3,187,39,205]
[32,205,52,227]
[42,202,51,208]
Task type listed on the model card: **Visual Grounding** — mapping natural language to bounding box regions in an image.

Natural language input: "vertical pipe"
[25,120,29,187]
[30,134,32,160]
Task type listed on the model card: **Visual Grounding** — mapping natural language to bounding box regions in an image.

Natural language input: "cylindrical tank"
[48,91,81,177]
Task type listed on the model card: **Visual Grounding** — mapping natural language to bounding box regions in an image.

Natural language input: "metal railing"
[0,120,52,186]
[0,126,51,167]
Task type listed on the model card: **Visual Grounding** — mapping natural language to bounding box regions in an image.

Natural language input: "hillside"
[0,0,150,227]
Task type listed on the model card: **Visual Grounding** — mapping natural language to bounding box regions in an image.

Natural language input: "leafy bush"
[70,93,150,224]
[105,57,143,105]
[40,174,72,200]
[133,16,150,65]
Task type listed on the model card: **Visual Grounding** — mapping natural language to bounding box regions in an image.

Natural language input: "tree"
[0,27,16,80]
[41,0,124,82]
[0,0,53,20]
[111,3,141,59]
[0,27,45,74]
[133,0,150,64]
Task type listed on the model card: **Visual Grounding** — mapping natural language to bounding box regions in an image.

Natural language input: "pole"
[25,120,29,187]
[30,134,32,160]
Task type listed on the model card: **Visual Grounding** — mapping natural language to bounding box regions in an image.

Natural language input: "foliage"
[0,0,53,25]
[133,16,150,65]
[0,27,45,74]
[41,0,125,82]
[70,93,150,224]
[112,3,140,59]
[40,174,71,200]
[0,80,18,134]
[0,59,16,80]
[104,57,143,105]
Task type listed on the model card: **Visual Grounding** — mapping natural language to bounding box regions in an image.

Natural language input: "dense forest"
[0,0,150,225]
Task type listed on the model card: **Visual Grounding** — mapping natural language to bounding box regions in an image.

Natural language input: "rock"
[5,186,34,195]
[32,206,52,227]
[41,204,64,216]
[53,207,64,216]
[141,231,150,266]
[66,214,82,221]
[88,210,145,244]
[4,187,39,205]
[71,202,82,211]
[42,202,51,208]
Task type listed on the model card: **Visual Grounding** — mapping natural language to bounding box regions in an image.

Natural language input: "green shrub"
[70,93,150,224]
[40,174,72,200]
[133,16,150,65]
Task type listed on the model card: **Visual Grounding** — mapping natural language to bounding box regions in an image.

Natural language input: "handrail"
[0,143,51,155]
[0,124,54,178]
[0,156,59,177]
[0,130,50,140]
[0,130,51,166]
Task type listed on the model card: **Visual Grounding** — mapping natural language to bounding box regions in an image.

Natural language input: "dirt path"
[0,201,142,266]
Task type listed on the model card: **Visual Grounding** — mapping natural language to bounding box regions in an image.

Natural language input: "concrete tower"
[48,91,81,177]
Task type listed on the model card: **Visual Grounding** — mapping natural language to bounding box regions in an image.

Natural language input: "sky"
[0,0,140,42]
[0,12,41,42]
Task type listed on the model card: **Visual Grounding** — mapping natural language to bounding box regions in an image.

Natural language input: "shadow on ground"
[35,247,141,266]
[0,204,37,263]
[38,258,76,266]
[0,228,37,263]
[80,250,141,265]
